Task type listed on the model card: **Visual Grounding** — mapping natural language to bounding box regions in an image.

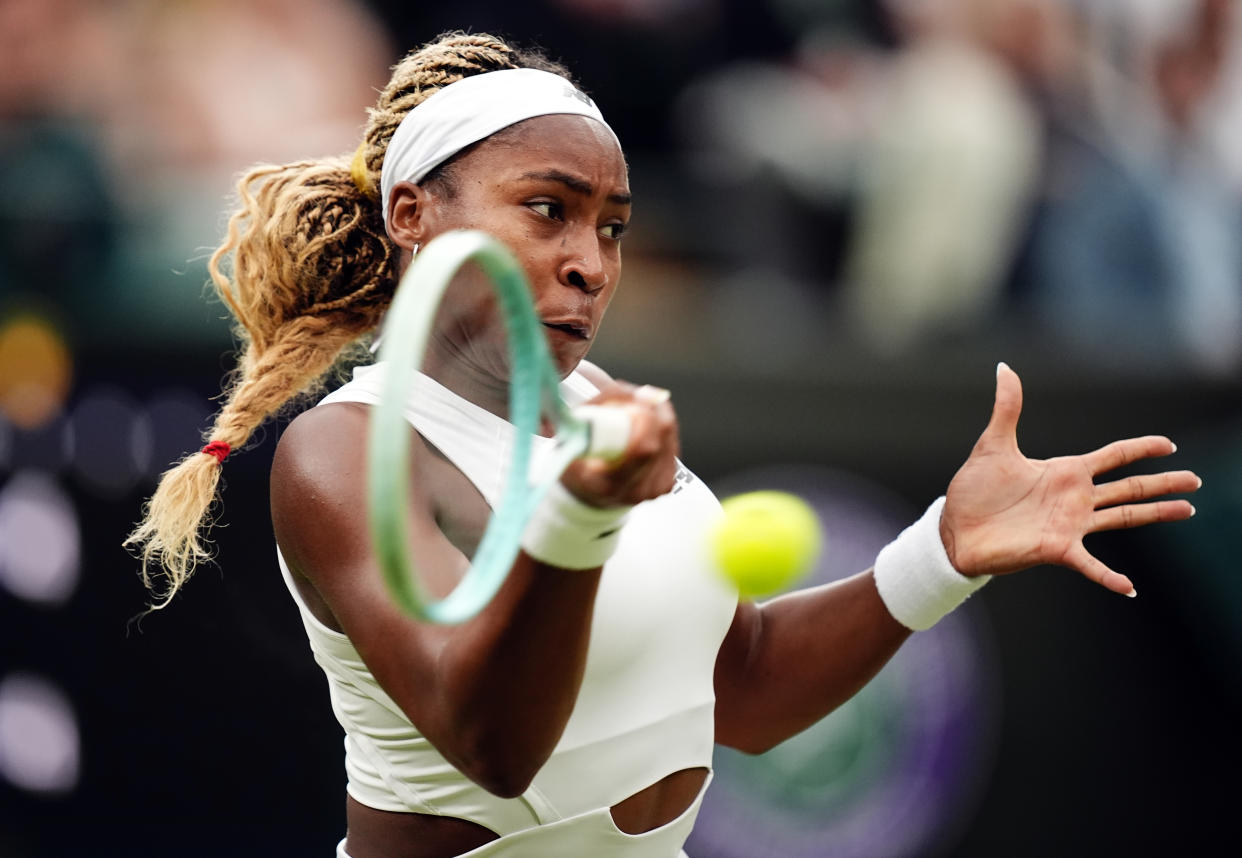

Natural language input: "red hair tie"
[201,440,231,465]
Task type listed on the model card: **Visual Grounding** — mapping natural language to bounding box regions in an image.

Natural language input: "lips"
[541,317,592,339]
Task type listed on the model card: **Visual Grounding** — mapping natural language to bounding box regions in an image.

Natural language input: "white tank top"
[278,363,738,856]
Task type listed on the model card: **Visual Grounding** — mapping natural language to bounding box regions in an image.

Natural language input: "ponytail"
[127,31,575,608]
[125,158,396,607]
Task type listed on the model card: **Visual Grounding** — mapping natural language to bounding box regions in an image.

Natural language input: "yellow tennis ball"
[710,491,823,598]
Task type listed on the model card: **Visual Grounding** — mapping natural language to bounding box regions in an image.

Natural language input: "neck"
[422,350,511,420]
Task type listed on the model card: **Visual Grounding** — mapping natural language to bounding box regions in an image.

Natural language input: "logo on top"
[562,84,594,107]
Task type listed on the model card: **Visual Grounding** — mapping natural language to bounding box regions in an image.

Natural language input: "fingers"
[1074,489,1194,596]
[575,385,671,460]
[634,384,671,406]
[1066,543,1136,597]
[1082,435,1177,475]
[564,381,681,506]
[583,383,676,456]
[1093,470,1201,508]
[1090,498,1196,533]
[976,362,1023,453]
[614,391,679,472]
[1088,461,1199,536]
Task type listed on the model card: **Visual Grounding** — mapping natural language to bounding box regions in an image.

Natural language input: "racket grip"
[574,405,631,460]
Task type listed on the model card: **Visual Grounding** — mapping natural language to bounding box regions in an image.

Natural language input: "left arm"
[714,571,908,754]
[714,363,1199,754]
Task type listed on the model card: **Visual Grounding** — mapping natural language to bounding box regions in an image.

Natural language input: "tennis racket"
[367,229,630,624]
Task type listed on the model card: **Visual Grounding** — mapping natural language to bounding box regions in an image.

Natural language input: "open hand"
[940,363,1200,595]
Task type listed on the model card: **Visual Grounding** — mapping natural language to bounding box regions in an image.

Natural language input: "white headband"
[379,68,618,223]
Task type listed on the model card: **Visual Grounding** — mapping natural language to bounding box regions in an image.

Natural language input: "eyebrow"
[519,170,632,206]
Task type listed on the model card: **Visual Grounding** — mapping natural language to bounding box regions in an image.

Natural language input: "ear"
[386,181,433,251]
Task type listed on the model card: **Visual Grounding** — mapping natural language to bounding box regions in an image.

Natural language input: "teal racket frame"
[367,230,600,624]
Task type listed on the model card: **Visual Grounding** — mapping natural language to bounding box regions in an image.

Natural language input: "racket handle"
[573,405,631,460]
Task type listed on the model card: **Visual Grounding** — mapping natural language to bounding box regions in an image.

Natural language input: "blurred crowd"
[675,0,1242,376]
[0,0,394,351]
[2,0,1240,377]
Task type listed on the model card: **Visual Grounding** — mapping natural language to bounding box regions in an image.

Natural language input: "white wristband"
[520,480,632,570]
[873,497,990,631]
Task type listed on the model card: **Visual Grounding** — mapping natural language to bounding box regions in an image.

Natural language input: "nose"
[558,233,608,294]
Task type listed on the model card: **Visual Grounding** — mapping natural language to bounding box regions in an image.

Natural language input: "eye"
[528,201,563,221]
[599,222,629,241]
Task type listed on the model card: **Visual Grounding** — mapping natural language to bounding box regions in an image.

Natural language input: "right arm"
[271,384,677,798]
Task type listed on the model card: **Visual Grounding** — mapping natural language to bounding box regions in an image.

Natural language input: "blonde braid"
[127,31,575,609]
[126,158,395,607]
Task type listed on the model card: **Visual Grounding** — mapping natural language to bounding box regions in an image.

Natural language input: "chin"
[553,351,587,379]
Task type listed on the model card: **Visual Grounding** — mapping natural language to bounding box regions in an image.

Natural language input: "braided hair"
[126,32,575,608]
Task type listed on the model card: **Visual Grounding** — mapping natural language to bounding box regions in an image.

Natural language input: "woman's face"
[395,113,631,381]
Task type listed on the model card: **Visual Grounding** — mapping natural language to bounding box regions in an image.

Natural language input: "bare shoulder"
[272,401,370,487]
[271,402,444,587]
[270,402,375,581]
[575,358,613,389]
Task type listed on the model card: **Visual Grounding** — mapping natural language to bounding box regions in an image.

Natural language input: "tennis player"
[127,32,1200,858]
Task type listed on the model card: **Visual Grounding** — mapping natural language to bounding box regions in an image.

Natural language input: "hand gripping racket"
[367,229,629,624]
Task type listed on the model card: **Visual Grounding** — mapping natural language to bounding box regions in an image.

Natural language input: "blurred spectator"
[0,0,124,342]
[673,0,1242,376]
[674,0,1049,355]
[1020,0,1242,376]
[843,0,1046,354]
[0,0,393,349]
[116,0,392,181]
[1,0,392,184]
[669,2,889,353]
